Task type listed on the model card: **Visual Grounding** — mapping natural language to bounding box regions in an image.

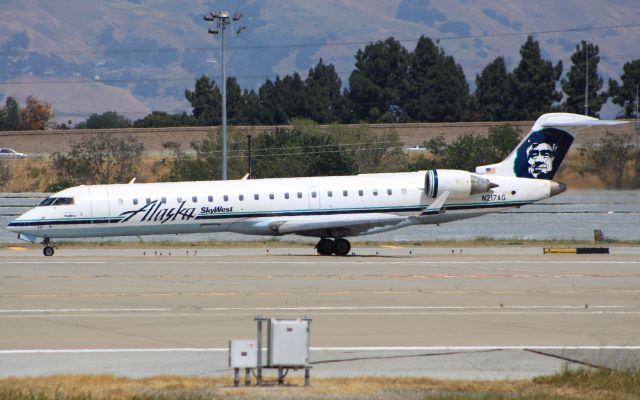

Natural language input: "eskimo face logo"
[526,142,558,178]
[514,128,573,180]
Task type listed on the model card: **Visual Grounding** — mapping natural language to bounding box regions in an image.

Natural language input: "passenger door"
[88,186,111,224]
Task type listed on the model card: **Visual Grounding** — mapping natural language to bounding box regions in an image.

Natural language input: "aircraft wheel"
[333,238,351,256]
[316,238,334,256]
[43,246,55,257]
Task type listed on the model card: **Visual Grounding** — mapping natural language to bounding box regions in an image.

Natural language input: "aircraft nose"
[550,181,567,197]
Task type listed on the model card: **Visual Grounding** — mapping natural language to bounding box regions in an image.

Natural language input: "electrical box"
[229,339,258,368]
[267,319,309,367]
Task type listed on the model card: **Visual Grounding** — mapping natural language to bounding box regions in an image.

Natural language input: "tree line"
[2,35,640,131]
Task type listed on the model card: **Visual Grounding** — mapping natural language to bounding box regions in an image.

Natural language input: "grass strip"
[0,368,639,400]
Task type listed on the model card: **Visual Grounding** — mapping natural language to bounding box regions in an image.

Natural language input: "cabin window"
[297,192,302,199]
[224,195,229,202]
[401,188,407,195]
[373,189,378,196]
[239,194,244,201]
[358,190,363,196]
[208,195,213,202]
[269,193,274,200]
[254,194,259,200]
[146,198,151,205]
[343,190,348,197]
[161,197,167,204]
[327,191,333,197]
[133,198,138,205]
[387,189,392,196]
[192,196,197,203]
[311,191,317,198]
[118,199,124,206]
[284,193,290,199]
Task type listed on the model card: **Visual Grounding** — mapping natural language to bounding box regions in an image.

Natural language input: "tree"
[510,36,563,120]
[51,134,144,186]
[159,134,245,181]
[258,78,287,124]
[419,124,520,171]
[185,75,221,125]
[20,95,56,130]
[305,59,343,124]
[1,97,24,130]
[608,59,640,118]
[75,111,131,129]
[404,36,469,122]
[561,41,607,116]
[252,124,354,179]
[327,123,405,173]
[474,56,512,121]
[347,38,410,122]
[577,132,636,189]
[133,111,194,128]
[160,139,217,182]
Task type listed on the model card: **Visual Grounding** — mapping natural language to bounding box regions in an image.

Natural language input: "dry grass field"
[0,150,607,193]
[1,369,639,400]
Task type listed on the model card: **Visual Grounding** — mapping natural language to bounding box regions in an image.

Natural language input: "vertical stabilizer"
[476,113,625,180]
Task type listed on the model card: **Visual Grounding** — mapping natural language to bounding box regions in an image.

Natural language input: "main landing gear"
[316,238,351,256]
[42,237,57,257]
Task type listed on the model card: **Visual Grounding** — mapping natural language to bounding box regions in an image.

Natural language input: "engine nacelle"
[425,169,497,199]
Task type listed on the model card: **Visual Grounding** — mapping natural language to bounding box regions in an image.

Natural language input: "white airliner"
[7,113,624,256]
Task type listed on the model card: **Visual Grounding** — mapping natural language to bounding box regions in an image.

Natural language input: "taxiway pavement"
[1,246,639,379]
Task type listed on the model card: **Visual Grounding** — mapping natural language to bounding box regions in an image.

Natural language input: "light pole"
[584,41,589,116]
[204,11,245,180]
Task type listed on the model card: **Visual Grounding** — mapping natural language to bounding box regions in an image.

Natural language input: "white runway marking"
[116,260,640,265]
[2,346,640,355]
[0,261,105,264]
[0,305,631,314]
[0,308,171,313]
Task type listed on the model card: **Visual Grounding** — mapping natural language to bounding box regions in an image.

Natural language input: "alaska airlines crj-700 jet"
[7,113,624,256]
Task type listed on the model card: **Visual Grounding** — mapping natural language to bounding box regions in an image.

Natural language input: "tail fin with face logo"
[475,113,626,180]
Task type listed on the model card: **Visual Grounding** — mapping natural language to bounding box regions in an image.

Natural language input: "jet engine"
[425,169,498,199]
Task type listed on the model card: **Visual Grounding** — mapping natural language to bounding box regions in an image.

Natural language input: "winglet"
[421,190,450,216]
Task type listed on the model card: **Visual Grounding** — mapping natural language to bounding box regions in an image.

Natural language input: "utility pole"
[584,41,589,116]
[636,84,640,151]
[204,11,245,180]
[247,134,252,179]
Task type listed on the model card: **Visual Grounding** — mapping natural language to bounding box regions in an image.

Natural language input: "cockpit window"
[53,197,74,205]
[38,197,56,206]
[38,197,74,206]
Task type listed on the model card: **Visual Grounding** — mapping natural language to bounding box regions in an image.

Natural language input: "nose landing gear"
[315,238,351,256]
[42,237,57,257]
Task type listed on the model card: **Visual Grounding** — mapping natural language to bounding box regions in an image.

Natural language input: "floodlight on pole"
[204,9,244,180]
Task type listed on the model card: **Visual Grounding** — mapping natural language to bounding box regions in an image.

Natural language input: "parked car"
[0,148,26,158]
[404,144,426,153]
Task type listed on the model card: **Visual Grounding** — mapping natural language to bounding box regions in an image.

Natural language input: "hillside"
[0,0,638,123]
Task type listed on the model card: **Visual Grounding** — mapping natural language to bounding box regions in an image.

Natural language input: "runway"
[1,246,639,379]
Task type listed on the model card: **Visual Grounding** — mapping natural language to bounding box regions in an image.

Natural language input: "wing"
[267,213,411,237]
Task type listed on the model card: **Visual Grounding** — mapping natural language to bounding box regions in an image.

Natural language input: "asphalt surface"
[1,246,639,380]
